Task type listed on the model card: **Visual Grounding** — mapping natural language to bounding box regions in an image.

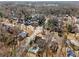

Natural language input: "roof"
[28,45,39,54]
[18,32,28,38]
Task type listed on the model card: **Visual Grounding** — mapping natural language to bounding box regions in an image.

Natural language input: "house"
[18,31,28,38]
[28,44,40,54]
[67,47,76,57]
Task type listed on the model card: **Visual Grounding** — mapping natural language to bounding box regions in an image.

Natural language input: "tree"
[67,24,73,33]
[38,15,46,26]
[46,17,59,31]
[0,12,3,18]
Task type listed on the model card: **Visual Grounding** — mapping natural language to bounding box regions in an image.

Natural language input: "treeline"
[1,3,79,18]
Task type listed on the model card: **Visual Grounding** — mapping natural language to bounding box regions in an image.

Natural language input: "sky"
[0,0,79,1]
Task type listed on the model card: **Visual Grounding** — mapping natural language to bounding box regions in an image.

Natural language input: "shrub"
[67,24,73,33]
